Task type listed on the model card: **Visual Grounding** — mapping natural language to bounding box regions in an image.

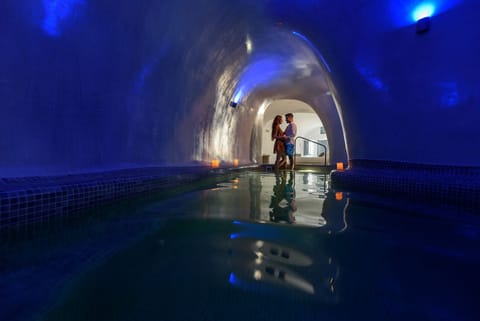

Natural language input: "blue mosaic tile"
[331,159,480,212]
[0,165,257,230]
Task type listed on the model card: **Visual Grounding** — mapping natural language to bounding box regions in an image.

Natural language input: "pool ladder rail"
[293,136,328,170]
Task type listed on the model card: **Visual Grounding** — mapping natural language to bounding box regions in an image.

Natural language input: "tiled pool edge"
[0,165,258,230]
[330,159,480,210]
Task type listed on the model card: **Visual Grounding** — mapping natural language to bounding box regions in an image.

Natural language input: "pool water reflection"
[1,170,479,321]
[145,170,338,228]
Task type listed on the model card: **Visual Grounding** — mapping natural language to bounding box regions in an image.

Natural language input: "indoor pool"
[1,170,479,321]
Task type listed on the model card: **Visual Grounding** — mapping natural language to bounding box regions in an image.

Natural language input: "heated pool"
[1,170,479,321]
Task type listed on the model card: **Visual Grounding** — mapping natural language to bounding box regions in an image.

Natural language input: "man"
[284,113,297,169]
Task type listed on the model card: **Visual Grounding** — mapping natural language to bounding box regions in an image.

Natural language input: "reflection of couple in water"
[269,171,297,224]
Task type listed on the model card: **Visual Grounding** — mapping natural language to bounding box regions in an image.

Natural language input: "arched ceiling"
[264,99,316,117]
[229,29,331,108]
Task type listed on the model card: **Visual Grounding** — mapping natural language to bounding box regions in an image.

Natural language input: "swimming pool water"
[1,170,479,321]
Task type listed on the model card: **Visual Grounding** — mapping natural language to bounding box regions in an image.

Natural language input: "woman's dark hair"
[271,115,282,140]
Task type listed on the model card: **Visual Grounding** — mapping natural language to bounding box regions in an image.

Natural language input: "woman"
[271,115,287,169]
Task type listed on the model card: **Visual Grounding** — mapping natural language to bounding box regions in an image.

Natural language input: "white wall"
[2,0,479,177]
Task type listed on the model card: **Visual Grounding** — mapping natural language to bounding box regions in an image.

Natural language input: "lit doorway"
[261,99,329,165]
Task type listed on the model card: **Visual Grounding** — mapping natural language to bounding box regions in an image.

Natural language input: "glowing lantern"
[233,159,239,167]
[211,159,220,168]
[335,192,343,201]
[336,162,344,171]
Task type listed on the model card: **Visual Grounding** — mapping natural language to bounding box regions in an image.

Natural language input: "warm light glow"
[245,35,253,54]
[336,162,344,171]
[211,159,220,168]
[335,192,343,201]
[254,270,262,280]
[233,159,239,167]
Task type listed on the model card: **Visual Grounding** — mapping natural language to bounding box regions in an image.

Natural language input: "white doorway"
[261,99,329,165]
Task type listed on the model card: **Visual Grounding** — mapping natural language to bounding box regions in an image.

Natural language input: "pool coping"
[330,159,480,211]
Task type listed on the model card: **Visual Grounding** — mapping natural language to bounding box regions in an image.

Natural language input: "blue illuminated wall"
[1,0,479,177]
[268,0,480,166]
[0,0,259,176]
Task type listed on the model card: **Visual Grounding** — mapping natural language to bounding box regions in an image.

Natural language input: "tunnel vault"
[199,29,348,166]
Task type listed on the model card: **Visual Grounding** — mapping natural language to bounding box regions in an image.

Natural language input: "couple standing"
[271,113,297,170]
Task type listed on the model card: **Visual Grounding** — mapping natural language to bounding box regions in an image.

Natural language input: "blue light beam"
[412,2,436,21]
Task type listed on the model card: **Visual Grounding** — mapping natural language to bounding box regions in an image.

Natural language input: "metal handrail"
[293,136,327,169]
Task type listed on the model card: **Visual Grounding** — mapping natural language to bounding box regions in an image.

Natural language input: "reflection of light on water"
[294,214,327,227]
[335,192,343,201]
[306,172,314,185]
[228,237,341,298]
[339,198,350,233]
[254,251,265,264]
[229,235,315,294]
[215,181,241,190]
[230,173,329,227]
